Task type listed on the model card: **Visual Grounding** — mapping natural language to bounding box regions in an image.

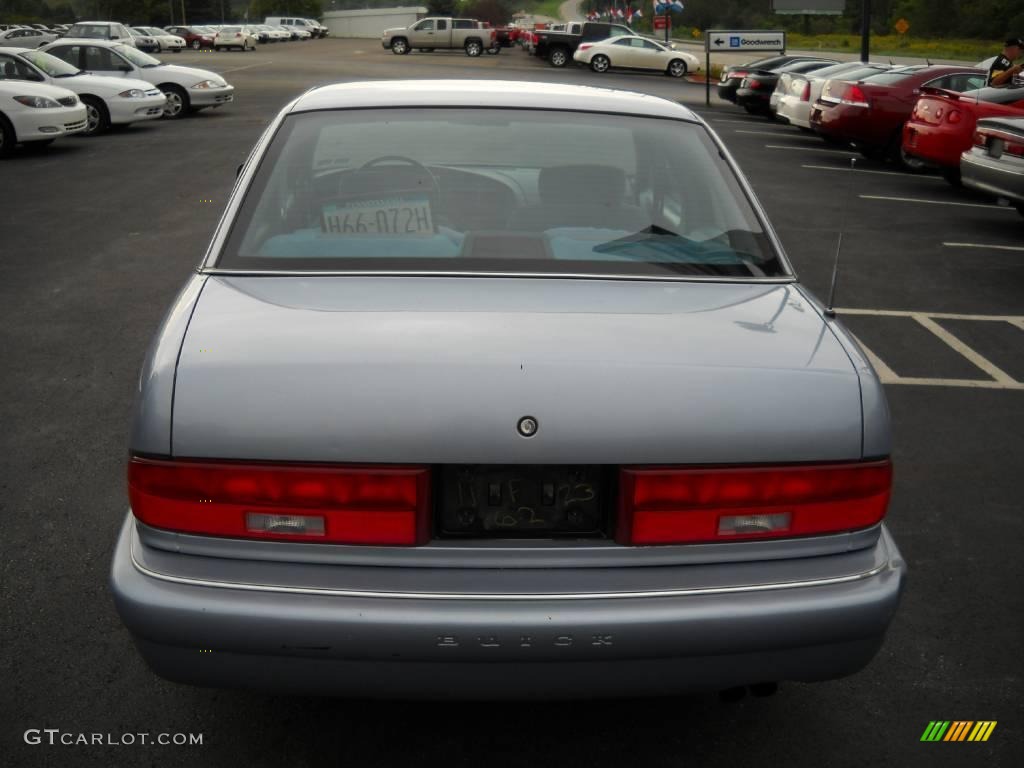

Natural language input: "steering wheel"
[353,155,444,226]
[359,155,440,195]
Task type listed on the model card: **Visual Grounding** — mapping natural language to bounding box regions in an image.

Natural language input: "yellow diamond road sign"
[895,18,910,35]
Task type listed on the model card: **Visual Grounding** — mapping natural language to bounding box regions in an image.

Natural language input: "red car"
[164,25,215,51]
[810,65,986,168]
[903,85,1024,183]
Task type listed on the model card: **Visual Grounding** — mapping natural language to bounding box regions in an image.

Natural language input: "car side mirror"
[118,64,132,72]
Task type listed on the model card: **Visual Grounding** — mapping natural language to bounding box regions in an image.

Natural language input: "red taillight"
[844,84,868,106]
[748,79,762,90]
[128,458,430,545]
[578,43,593,51]
[973,130,988,147]
[1007,140,1024,157]
[733,70,748,78]
[801,81,811,101]
[617,461,892,545]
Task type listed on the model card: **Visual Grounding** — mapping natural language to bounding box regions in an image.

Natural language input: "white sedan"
[0,79,86,156]
[41,39,234,119]
[213,26,257,52]
[573,35,700,78]
[0,27,58,48]
[133,27,185,53]
[0,47,165,135]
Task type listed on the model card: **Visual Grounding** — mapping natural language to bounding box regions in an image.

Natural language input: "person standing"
[988,37,1023,86]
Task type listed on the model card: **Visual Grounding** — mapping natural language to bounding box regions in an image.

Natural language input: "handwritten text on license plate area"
[321,199,434,236]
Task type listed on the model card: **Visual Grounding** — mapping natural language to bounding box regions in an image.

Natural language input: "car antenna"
[824,157,857,319]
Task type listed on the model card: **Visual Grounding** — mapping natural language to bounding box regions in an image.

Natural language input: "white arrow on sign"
[705,30,786,53]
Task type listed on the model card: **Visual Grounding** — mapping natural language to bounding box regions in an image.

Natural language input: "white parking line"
[838,307,1024,322]
[765,144,858,154]
[943,242,1024,252]
[802,163,942,179]
[216,61,274,74]
[838,307,1024,391]
[859,194,1011,210]
[914,315,1018,385]
[850,334,900,382]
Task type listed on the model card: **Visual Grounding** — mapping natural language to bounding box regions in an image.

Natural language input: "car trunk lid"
[170,276,864,466]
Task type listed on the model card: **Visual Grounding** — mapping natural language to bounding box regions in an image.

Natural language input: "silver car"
[111,80,906,699]
[961,115,1024,217]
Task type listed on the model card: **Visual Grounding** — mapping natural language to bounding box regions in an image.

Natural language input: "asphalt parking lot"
[2,38,1021,768]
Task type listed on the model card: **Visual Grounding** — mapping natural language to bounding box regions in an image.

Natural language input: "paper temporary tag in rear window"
[321,197,434,237]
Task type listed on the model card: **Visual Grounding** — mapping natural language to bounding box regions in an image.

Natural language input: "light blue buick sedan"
[111,80,905,699]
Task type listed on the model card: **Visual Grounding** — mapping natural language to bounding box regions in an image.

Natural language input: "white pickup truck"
[381,17,497,57]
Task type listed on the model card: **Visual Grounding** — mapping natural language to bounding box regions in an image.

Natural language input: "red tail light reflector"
[618,461,892,545]
[748,79,762,89]
[128,458,430,545]
[801,81,811,101]
[1006,139,1024,157]
[947,109,961,124]
[842,84,869,106]
[578,43,593,51]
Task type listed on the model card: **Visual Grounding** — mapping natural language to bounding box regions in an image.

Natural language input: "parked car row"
[720,53,1024,216]
[0,40,234,156]
[383,17,701,78]
[0,17,328,53]
[524,20,701,77]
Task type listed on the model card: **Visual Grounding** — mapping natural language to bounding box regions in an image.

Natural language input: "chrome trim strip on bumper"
[129,533,890,601]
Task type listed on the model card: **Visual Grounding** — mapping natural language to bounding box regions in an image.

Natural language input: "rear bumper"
[735,90,770,110]
[717,82,739,102]
[810,103,880,146]
[902,123,964,168]
[960,149,1024,205]
[111,515,906,699]
[776,96,811,128]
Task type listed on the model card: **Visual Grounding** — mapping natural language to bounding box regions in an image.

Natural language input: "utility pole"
[860,0,871,63]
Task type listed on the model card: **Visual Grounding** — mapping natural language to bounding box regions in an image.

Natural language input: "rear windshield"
[861,66,926,84]
[218,108,784,279]
[828,65,888,81]
[781,60,837,74]
[68,24,114,38]
[961,83,1024,104]
[807,62,883,79]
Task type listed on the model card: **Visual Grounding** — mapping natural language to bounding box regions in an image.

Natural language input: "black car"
[735,58,838,114]
[717,55,820,103]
